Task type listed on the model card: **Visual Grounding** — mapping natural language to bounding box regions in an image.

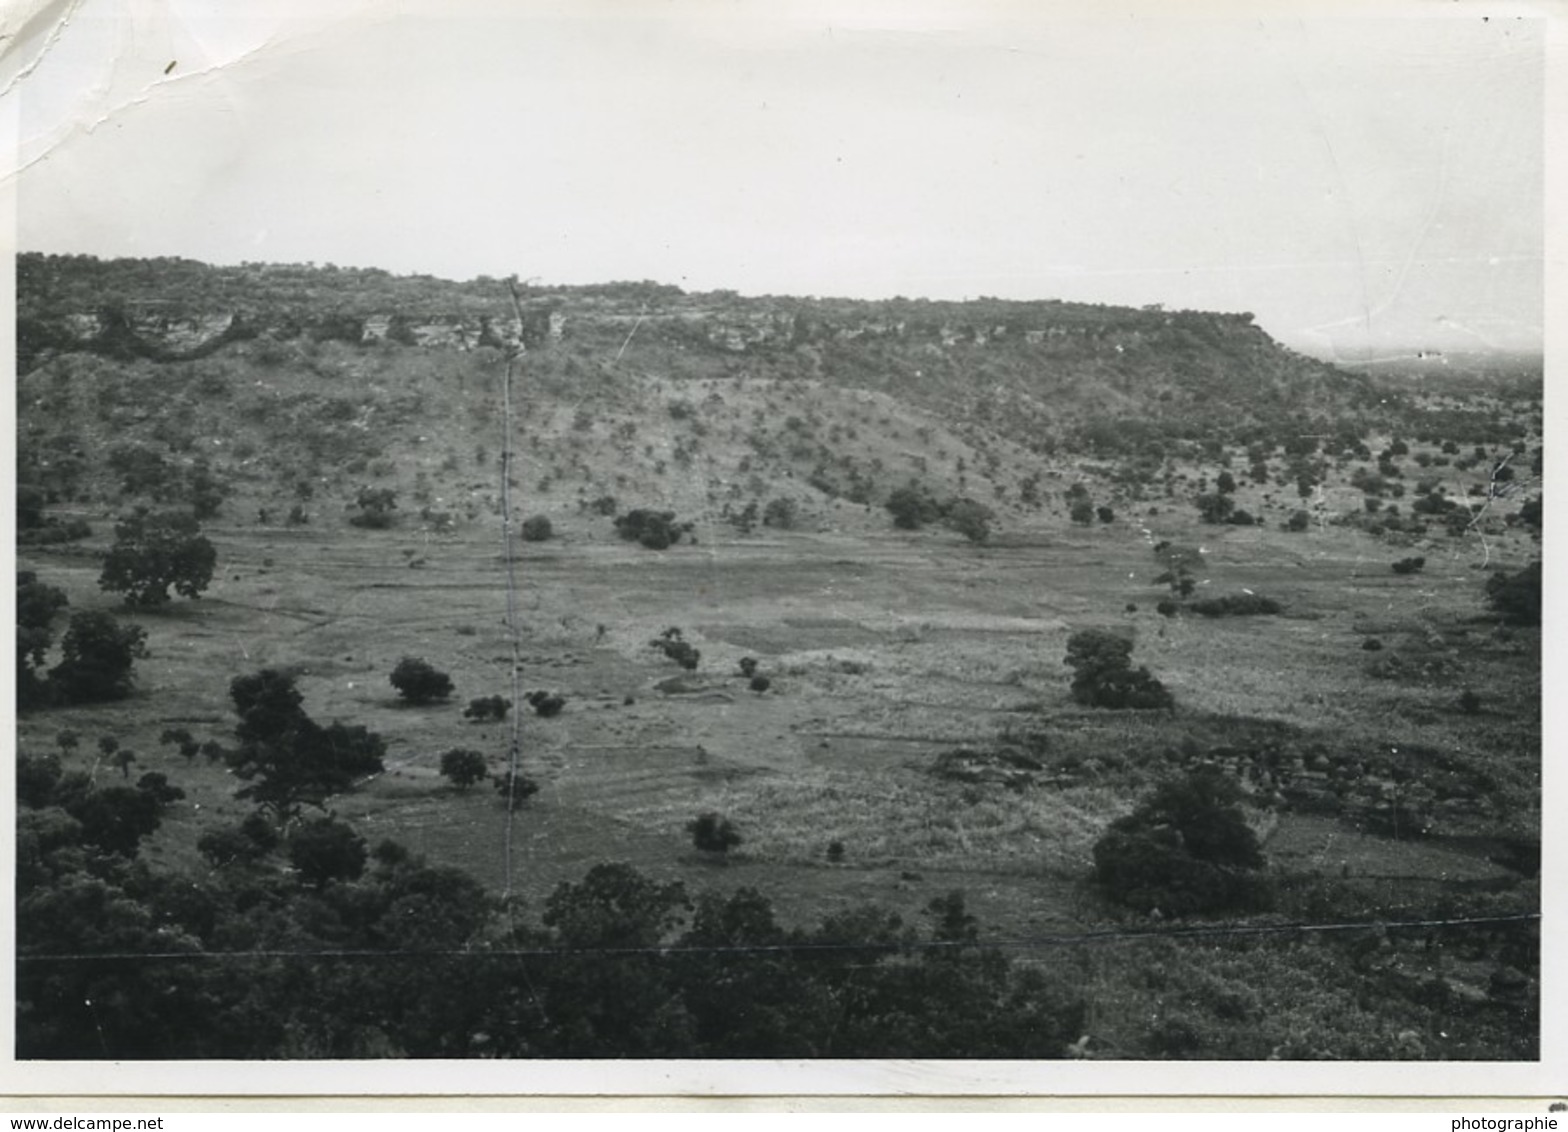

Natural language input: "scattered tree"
[350,487,399,529]
[762,497,798,530]
[223,668,386,827]
[439,748,489,789]
[651,632,701,670]
[1063,628,1173,711]
[945,498,994,544]
[1195,493,1234,524]
[1485,561,1541,626]
[886,485,944,531]
[390,656,454,705]
[98,510,217,606]
[495,770,540,810]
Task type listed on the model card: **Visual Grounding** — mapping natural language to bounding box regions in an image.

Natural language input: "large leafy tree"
[389,656,454,705]
[533,864,697,1055]
[48,611,148,703]
[99,510,216,607]
[1093,766,1268,916]
[1063,628,1173,710]
[223,669,386,827]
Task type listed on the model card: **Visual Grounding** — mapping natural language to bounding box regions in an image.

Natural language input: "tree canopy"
[98,510,216,606]
[223,669,386,827]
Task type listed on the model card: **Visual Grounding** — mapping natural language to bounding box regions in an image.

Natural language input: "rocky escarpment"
[16,252,1389,451]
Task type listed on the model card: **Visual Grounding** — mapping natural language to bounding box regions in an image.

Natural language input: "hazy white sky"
[4,0,1550,359]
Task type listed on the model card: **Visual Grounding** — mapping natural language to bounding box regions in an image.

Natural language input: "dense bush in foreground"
[15,754,1086,1058]
[1485,560,1541,626]
[1093,767,1270,917]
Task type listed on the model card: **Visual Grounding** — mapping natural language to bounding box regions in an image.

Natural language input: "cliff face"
[16,252,1384,450]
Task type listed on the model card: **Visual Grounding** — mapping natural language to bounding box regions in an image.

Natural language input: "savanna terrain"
[14,254,1543,1060]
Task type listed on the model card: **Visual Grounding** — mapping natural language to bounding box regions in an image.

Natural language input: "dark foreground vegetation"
[16,740,1538,1060]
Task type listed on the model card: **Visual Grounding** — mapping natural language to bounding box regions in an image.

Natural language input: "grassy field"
[18,493,1539,950]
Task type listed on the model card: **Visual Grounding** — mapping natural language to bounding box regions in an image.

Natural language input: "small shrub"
[1283,510,1310,532]
[495,771,540,809]
[738,657,759,678]
[762,497,798,530]
[651,635,701,670]
[826,840,845,863]
[520,515,553,542]
[615,508,688,550]
[1186,594,1283,617]
[526,691,566,717]
[1391,556,1425,575]
[1361,637,1384,652]
[1195,493,1234,524]
[749,675,772,694]
[463,695,511,722]
[1457,689,1482,715]
[687,811,742,856]
[350,487,398,529]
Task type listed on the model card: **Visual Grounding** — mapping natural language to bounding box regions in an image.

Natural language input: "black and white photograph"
[4,0,1557,1099]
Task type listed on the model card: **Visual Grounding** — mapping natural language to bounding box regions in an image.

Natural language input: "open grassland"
[18,498,1538,947]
